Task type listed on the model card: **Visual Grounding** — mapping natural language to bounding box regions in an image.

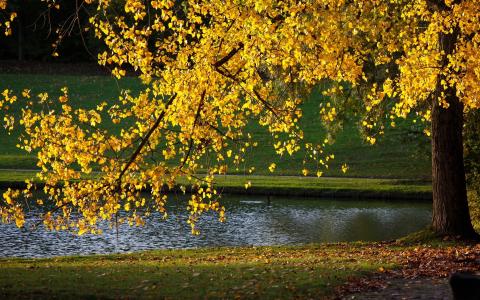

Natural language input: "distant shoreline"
[0,170,432,201]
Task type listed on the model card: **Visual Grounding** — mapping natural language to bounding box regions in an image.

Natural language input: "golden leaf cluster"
[0,0,16,36]
[1,0,480,234]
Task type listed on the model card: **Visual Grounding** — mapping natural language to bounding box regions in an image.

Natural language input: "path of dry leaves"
[334,242,480,299]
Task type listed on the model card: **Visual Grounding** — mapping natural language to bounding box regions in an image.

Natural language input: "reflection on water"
[0,194,431,258]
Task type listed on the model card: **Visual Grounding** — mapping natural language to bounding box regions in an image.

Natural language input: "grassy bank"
[0,73,431,179]
[0,170,432,199]
[203,175,431,199]
[2,231,478,300]
[0,243,395,299]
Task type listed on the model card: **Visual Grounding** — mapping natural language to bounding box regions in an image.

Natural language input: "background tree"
[1,0,479,238]
[0,1,99,61]
[465,110,480,230]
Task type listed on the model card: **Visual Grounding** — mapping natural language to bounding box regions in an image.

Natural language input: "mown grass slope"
[0,244,394,299]
[0,73,431,178]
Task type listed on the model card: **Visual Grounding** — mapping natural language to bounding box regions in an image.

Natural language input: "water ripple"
[0,195,431,258]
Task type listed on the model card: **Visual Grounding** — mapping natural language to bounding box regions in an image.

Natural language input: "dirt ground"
[341,277,452,300]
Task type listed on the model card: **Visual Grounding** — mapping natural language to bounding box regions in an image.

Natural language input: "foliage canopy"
[1,0,480,234]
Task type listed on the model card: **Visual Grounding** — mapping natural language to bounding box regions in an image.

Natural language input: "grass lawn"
[0,170,432,199]
[0,73,432,179]
[0,243,397,299]
[1,230,478,300]
[210,175,431,193]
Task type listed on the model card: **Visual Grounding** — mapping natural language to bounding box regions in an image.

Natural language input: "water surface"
[0,194,431,258]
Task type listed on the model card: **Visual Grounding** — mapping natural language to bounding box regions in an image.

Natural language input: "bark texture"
[431,89,476,237]
[431,21,477,238]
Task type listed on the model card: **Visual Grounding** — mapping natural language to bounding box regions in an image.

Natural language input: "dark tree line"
[465,111,480,229]
[0,0,99,62]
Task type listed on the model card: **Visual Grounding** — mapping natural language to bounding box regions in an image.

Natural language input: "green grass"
[207,175,431,199]
[1,228,471,299]
[0,73,432,179]
[394,228,456,247]
[0,170,37,182]
[0,170,432,199]
[0,73,142,168]
[0,244,395,299]
[212,175,431,192]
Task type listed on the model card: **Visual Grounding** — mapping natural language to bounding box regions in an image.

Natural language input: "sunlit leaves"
[1,0,480,234]
[0,0,15,36]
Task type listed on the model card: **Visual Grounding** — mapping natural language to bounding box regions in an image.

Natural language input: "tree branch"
[179,90,206,169]
[213,42,244,68]
[116,93,177,185]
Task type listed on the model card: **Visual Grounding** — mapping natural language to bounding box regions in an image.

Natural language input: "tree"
[1,0,479,237]
[0,1,102,62]
[465,109,480,230]
[430,0,475,237]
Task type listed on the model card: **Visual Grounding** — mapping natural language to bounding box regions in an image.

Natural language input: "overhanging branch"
[116,93,177,186]
[179,90,206,169]
[213,42,244,69]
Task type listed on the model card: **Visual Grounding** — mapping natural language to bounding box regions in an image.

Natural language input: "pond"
[0,194,431,258]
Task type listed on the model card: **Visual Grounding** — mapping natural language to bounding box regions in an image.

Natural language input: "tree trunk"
[431,24,477,238]
[431,89,476,237]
